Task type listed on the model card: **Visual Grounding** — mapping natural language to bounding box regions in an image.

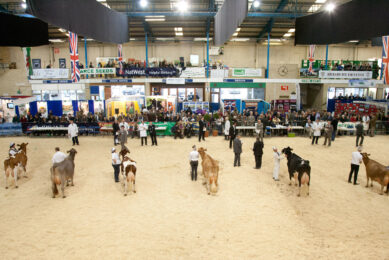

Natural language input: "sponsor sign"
[319,70,372,79]
[30,69,69,79]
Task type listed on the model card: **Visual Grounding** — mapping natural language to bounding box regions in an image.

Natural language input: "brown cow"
[361,153,389,195]
[121,156,136,196]
[198,147,219,195]
[51,148,77,198]
[3,143,29,189]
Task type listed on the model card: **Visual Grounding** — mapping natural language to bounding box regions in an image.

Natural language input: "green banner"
[210,82,266,88]
[80,68,115,75]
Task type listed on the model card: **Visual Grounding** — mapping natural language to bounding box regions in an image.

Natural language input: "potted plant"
[203,113,211,137]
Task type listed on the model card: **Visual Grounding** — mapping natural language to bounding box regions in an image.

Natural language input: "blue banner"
[116,67,178,78]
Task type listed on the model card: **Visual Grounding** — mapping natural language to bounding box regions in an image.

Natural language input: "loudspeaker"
[115,108,119,115]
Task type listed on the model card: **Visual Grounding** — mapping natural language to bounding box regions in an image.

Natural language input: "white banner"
[166,78,185,84]
[319,70,372,79]
[211,69,229,78]
[348,79,376,87]
[30,69,69,79]
[232,68,262,77]
[80,68,115,75]
[180,67,205,78]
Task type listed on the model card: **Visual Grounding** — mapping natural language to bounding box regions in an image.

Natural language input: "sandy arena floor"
[0,134,388,260]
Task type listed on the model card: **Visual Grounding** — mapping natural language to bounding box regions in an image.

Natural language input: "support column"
[325,45,329,70]
[145,33,149,68]
[206,32,210,78]
[266,32,270,78]
[84,38,88,79]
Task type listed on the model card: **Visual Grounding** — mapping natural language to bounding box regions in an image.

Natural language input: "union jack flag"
[69,32,80,82]
[118,44,123,75]
[308,45,316,74]
[382,36,389,85]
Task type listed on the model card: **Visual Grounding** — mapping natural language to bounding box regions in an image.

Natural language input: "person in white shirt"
[362,114,370,135]
[139,121,148,146]
[9,143,18,158]
[119,120,129,133]
[224,117,230,140]
[273,147,283,181]
[348,146,363,185]
[189,145,199,181]
[52,147,67,165]
[68,119,79,146]
[311,119,322,145]
[111,147,121,183]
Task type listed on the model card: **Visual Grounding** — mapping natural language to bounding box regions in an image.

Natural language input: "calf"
[121,156,137,196]
[281,147,311,197]
[360,153,389,195]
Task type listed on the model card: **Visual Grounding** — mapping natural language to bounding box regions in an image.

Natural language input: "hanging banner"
[232,68,262,77]
[211,69,229,78]
[80,68,115,75]
[166,78,185,84]
[348,79,376,87]
[180,67,205,78]
[59,58,66,68]
[116,68,178,77]
[37,101,48,118]
[30,69,69,79]
[319,70,372,79]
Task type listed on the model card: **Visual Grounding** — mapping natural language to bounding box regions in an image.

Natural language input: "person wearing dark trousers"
[112,119,120,146]
[331,116,338,141]
[229,122,238,149]
[356,121,364,147]
[189,145,199,181]
[348,146,363,185]
[68,119,79,146]
[233,135,242,167]
[323,121,333,147]
[149,122,157,146]
[252,137,264,169]
[139,121,148,146]
[311,119,322,145]
[111,147,121,183]
[198,117,205,142]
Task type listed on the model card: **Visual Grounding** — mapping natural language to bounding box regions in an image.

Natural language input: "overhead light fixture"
[49,39,64,43]
[235,28,241,32]
[175,32,183,36]
[58,28,67,33]
[130,38,136,41]
[86,38,94,41]
[283,33,292,37]
[139,0,148,8]
[174,27,183,32]
[288,28,295,33]
[232,32,238,37]
[176,1,189,12]
[253,0,260,8]
[21,3,27,9]
[156,38,175,41]
[315,0,327,3]
[145,18,165,22]
[349,40,359,43]
[194,38,212,41]
[230,38,250,42]
[326,3,335,12]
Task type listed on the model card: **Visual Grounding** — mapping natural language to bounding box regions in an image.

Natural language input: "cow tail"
[52,181,58,195]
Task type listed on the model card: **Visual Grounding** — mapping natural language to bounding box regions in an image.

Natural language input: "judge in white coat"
[139,121,148,146]
[68,119,79,146]
[224,117,230,140]
[273,146,283,181]
[311,119,322,145]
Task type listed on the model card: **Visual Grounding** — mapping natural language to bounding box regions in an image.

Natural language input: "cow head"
[360,152,371,162]
[281,147,293,155]
[67,148,77,154]
[17,143,29,152]
[198,147,207,157]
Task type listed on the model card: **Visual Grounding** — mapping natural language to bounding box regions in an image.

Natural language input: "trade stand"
[0,97,16,122]
[242,99,271,114]
[181,101,210,114]
[106,96,144,117]
[146,96,176,112]
[222,99,242,113]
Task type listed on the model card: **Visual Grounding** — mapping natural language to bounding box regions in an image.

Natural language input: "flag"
[382,36,389,84]
[69,32,80,82]
[308,45,316,74]
[22,47,33,77]
[118,44,123,75]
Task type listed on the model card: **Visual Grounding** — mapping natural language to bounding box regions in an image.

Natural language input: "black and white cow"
[281,147,311,196]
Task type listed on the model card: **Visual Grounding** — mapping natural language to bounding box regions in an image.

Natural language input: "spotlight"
[253,1,260,8]
[139,0,148,8]
[326,3,335,12]
[21,3,27,9]
[176,1,189,12]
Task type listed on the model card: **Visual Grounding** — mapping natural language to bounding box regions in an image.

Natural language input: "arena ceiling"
[0,0,352,43]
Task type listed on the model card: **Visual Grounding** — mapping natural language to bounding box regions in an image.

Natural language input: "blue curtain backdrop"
[47,100,63,116]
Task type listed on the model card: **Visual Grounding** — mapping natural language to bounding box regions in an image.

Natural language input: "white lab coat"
[362,115,370,131]
[312,122,322,137]
[52,151,67,164]
[139,123,148,137]
[68,123,78,137]
[273,151,283,180]
[224,120,230,135]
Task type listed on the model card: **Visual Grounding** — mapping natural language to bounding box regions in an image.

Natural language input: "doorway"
[300,84,323,109]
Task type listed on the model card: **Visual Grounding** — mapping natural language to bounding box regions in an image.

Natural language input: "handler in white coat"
[52,147,67,165]
[68,119,79,146]
[139,121,148,146]
[224,117,230,140]
[311,119,322,145]
[273,146,283,181]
